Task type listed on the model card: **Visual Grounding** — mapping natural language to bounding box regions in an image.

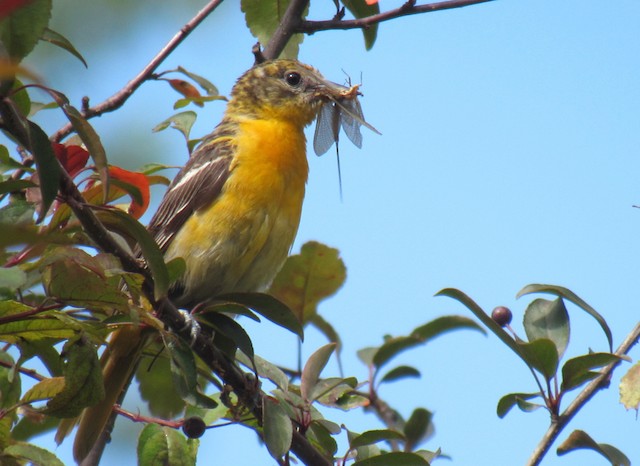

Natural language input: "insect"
[313,84,380,198]
[313,83,380,156]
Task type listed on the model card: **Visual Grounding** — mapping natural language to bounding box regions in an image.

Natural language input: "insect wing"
[334,97,381,137]
[314,102,341,156]
[338,98,363,149]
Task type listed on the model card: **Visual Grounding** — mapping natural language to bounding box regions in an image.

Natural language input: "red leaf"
[168,79,203,107]
[52,142,90,178]
[108,166,150,218]
[0,0,35,18]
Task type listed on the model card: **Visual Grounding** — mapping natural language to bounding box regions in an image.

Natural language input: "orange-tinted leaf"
[51,142,89,178]
[168,79,203,107]
[108,166,150,218]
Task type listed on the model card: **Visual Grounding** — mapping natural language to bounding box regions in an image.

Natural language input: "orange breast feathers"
[164,117,309,305]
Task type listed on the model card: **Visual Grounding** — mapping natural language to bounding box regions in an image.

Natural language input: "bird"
[69,59,367,463]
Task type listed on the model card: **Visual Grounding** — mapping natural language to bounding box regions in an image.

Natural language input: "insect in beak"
[313,83,380,156]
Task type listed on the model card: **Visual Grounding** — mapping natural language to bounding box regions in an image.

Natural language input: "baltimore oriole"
[70,59,370,462]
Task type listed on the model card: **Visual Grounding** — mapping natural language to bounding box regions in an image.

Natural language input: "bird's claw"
[178,309,201,347]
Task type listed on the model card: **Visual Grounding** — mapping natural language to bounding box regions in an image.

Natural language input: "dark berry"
[491,306,512,327]
[182,416,207,438]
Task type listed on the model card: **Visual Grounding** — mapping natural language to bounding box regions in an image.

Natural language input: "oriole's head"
[227,59,348,127]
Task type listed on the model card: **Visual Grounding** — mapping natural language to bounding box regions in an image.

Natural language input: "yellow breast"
[165,118,309,306]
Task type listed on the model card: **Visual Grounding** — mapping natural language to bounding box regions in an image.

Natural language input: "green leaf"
[41,247,130,313]
[404,408,433,449]
[436,288,530,365]
[41,338,104,418]
[557,430,630,466]
[307,421,338,458]
[523,298,570,358]
[9,79,31,117]
[176,66,220,95]
[0,199,35,226]
[218,292,303,340]
[301,343,336,401]
[137,354,185,419]
[3,443,64,466]
[379,365,421,384]
[0,179,36,195]
[312,376,357,405]
[60,104,109,200]
[164,336,217,409]
[94,208,169,300]
[11,413,61,442]
[269,241,346,326]
[26,120,61,222]
[518,338,559,381]
[263,396,293,460]
[39,28,87,67]
[372,315,485,373]
[1,145,33,173]
[620,361,640,410]
[357,347,377,366]
[0,304,78,342]
[561,352,623,392]
[16,338,64,377]
[0,0,52,61]
[21,376,65,404]
[334,391,369,410]
[165,257,186,285]
[137,423,198,466]
[353,451,430,466]
[350,429,405,449]
[373,336,421,370]
[496,392,542,418]
[342,0,380,50]
[0,352,21,409]
[412,315,486,341]
[309,313,342,351]
[236,350,289,391]
[173,95,226,109]
[198,312,254,359]
[241,0,307,59]
[153,111,197,144]
[0,266,27,296]
[517,284,613,351]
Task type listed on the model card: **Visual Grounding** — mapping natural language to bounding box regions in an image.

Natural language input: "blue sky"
[19,0,640,464]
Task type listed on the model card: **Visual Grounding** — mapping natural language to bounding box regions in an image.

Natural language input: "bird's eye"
[285,71,302,87]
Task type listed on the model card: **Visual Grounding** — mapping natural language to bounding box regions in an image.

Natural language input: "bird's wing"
[147,134,234,253]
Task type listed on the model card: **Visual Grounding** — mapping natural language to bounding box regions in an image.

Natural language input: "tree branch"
[51,0,225,143]
[526,322,640,466]
[54,168,330,464]
[297,0,494,33]
[262,0,310,60]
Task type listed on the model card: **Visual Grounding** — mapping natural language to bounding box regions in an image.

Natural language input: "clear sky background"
[20,0,640,464]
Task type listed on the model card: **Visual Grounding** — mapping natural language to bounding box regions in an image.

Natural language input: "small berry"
[491,306,513,327]
[182,416,207,438]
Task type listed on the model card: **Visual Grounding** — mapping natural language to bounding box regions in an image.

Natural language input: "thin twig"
[0,359,45,382]
[526,322,640,466]
[262,0,493,61]
[50,0,225,143]
[297,0,494,33]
